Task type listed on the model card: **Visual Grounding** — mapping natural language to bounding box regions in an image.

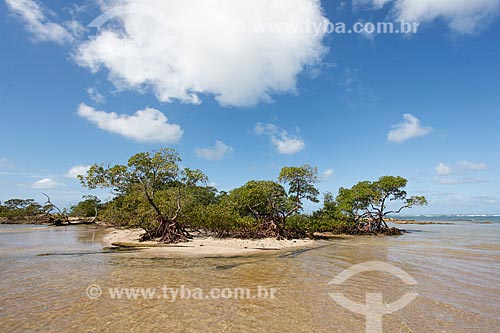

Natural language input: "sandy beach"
[103,228,321,257]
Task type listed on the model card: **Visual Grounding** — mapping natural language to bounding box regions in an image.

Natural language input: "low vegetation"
[1,148,427,242]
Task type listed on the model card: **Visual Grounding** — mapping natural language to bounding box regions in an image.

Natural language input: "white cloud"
[435,162,451,175]
[434,160,488,185]
[435,160,487,175]
[356,0,500,33]
[66,165,91,179]
[77,103,183,143]
[253,123,277,136]
[321,168,334,180]
[457,160,487,171]
[5,0,74,44]
[86,87,106,104]
[75,0,329,107]
[254,123,305,155]
[63,20,86,39]
[32,178,64,189]
[387,114,432,143]
[271,136,306,155]
[195,140,233,161]
[434,176,489,185]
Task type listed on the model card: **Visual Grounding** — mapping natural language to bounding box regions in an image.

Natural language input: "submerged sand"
[103,228,321,257]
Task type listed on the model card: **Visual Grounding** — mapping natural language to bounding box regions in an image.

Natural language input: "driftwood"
[41,193,98,226]
[42,193,69,226]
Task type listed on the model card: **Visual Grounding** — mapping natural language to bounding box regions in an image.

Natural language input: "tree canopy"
[37,149,430,241]
[335,176,427,231]
[0,199,43,218]
[79,148,207,242]
[278,165,320,214]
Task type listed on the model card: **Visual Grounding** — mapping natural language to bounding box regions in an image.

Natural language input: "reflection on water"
[0,222,499,332]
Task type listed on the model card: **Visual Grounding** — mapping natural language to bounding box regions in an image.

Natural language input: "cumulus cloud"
[66,165,91,179]
[195,140,233,161]
[254,123,305,155]
[271,136,306,155]
[387,114,432,143]
[75,0,329,107]
[5,0,75,44]
[32,178,64,189]
[77,103,183,143]
[356,0,500,33]
[435,162,451,175]
[321,168,334,180]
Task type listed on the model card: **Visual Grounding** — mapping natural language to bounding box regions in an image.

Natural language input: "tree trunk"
[141,186,189,243]
[155,216,189,243]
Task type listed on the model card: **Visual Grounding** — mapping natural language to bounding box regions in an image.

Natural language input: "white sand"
[103,228,322,257]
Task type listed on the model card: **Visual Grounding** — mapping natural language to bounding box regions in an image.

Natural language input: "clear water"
[0,222,499,332]
[395,214,500,223]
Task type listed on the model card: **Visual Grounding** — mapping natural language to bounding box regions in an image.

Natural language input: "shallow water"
[0,222,499,332]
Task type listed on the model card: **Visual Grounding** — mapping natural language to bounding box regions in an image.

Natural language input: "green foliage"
[334,176,427,230]
[310,193,355,230]
[76,147,425,239]
[227,180,288,218]
[80,149,210,241]
[99,189,146,228]
[0,199,43,218]
[4,199,30,209]
[187,203,252,237]
[223,174,320,237]
[69,196,101,217]
[80,148,182,193]
[314,193,339,219]
[336,181,374,222]
[278,165,320,211]
[286,214,315,232]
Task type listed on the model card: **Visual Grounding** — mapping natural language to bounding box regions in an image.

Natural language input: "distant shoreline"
[385,216,498,225]
[0,216,98,225]
[385,218,455,225]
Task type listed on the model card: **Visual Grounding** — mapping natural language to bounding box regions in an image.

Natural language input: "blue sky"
[1,0,499,214]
